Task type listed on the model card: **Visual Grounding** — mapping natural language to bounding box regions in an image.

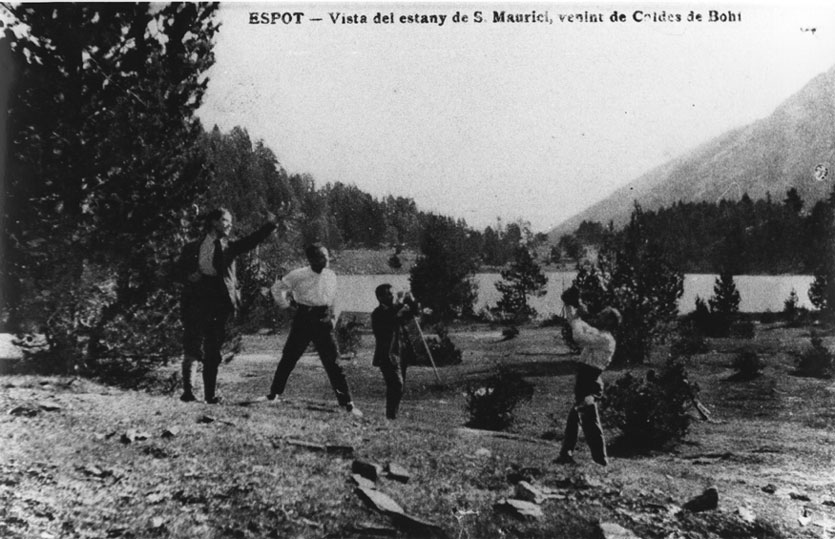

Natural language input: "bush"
[731,348,764,380]
[795,333,833,379]
[601,359,700,453]
[501,325,520,341]
[670,322,708,357]
[423,325,463,366]
[730,320,756,339]
[387,253,402,270]
[465,364,534,431]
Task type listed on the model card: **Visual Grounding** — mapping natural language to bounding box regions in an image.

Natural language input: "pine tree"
[2,4,220,371]
[494,245,548,322]
[409,215,479,321]
[709,269,741,315]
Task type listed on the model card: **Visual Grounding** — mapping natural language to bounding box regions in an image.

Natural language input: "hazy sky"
[197,1,835,232]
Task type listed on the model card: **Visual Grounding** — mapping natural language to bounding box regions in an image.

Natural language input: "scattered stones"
[506,466,541,484]
[598,521,642,539]
[146,492,168,504]
[161,427,181,439]
[682,486,719,513]
[822,498,835,507]
[326,444,354,458]
[355,486,404,514]
[354,486,448,537]
[38,402,63,412]
[736,506,756,524]
[352,460,383,481]
[474,448,492,458]
[81,464,107,478]
[515,481,546,504]
[351,474,376,490]
[494,498,544,520]
[762,484,777,494]
[287,439,326,452]
[150,517,165,529]
[197,415,216,424]
[120,429,150,444]
[789,492,811,502]
[9,405,41,417]
[389,512,450,539]
[385,462,410,483]
[348,521,398,536]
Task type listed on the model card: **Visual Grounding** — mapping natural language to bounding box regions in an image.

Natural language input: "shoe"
[592,456,608,467]
[266,392,280,401]
[180,392,197,402]
[554,453,576,465]
[345,403,363,418]
[205,396,223,404]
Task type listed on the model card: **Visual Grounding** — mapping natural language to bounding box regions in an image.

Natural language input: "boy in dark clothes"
[371,284,415,419]
[556,287,621,466]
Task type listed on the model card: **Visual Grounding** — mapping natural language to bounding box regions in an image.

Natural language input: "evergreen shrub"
[795,333,833,379]
[465,364,533,431]
[602,359,700,453]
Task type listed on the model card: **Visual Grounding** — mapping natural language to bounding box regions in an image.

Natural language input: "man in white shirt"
[556,286,621,466]
[267,243,362,417]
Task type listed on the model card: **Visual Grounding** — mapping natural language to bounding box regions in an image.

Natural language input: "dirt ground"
[2,320,834,538]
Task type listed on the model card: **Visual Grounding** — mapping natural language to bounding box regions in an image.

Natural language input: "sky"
[197,1,835,232]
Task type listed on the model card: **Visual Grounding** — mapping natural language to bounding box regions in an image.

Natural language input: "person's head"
[595,307,622,334]
[305,243,329,273]
[375,283,394,307]
[206,208,233,238]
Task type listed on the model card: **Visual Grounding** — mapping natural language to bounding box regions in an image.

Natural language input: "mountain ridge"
[549,64,835,240]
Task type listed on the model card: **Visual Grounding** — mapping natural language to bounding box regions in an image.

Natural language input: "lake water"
[335,272,816,317]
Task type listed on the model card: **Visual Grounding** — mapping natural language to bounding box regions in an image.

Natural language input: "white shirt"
[566,306,616,370]
[198,233,225,276]
[274,266,337,307]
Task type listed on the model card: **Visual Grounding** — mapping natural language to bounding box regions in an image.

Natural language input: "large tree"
[409,214,479,321]
[573,204,684,365]
[2,4,220,371]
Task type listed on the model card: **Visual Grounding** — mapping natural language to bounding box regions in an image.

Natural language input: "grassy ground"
[2,320,834,538]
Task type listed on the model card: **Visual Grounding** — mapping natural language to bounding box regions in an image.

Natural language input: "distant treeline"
[555,189,827,274]
[201,125,547,265]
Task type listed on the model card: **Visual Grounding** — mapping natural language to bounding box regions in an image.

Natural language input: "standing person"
[371,284,414,420]
[176,207,277,404]
[555,287,621,466]
[267,243,362,417]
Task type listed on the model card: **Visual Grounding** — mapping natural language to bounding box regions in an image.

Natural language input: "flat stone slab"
[385,462,411,483]
[355,486,404,515]
[353,460,383,481]
[494,498,544,520]
[598,522,642,539]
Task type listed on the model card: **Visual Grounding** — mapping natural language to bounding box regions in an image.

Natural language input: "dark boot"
[180,356,199,402]
[203,363,218,403]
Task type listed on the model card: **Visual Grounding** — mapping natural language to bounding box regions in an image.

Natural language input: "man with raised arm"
[556,286,621,466]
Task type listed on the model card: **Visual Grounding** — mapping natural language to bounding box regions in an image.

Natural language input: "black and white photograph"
[2,1,835,537]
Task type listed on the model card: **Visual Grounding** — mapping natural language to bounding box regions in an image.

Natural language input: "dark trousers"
[270,308,352,406]
[182,288,232,401]
[379,355,407,419]
[560,365,607,465]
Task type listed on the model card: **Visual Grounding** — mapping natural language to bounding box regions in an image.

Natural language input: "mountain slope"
[550,64,835,239]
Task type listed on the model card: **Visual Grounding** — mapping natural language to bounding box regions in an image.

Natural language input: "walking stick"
[413,319,442,384]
